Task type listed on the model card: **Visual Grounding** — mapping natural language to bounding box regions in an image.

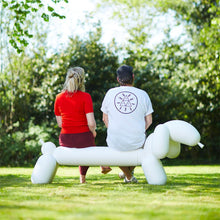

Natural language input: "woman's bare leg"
[80,175,86,183]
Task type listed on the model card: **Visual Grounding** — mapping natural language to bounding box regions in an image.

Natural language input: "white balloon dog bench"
[31,120,204,185]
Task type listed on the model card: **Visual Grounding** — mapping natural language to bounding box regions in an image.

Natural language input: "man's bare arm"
[102,113,109,128]
[145,114,152,130]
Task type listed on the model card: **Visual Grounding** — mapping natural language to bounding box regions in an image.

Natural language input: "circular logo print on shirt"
[114,91,138,114]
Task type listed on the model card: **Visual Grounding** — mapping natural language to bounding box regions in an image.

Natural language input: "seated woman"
[54,67,111,183]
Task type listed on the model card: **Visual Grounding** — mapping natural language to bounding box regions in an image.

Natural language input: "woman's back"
[54,91,93,134]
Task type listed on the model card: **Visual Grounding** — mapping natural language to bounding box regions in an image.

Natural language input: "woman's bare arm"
[86,112,97,137]
[56,116,62,127]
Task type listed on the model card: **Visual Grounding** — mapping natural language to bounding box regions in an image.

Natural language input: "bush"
[0,120,59,166]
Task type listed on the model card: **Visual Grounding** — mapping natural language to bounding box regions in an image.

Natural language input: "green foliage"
[100,0,220,162]
[0,120,58,166]
[152,0,220,160]
[0,23,119,165]
[0,0,219,166]
[1,0,68,53]
[125,36,219,162]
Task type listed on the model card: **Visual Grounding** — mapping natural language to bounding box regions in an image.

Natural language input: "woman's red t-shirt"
[54,91,94,134]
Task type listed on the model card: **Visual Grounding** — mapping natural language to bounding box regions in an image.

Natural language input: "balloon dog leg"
[31,141,58,184]
[142,155,167,185]
[31,154,58,184]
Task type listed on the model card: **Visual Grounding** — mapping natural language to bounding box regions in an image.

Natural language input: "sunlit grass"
[0,165,220,220]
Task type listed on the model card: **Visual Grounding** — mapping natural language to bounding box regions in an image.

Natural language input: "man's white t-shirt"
[101,86,153,151]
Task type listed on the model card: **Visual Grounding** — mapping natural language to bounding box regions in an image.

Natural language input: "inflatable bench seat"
[31,120,204,185]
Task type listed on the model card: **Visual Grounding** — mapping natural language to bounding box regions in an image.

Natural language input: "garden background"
[0,0,219,166]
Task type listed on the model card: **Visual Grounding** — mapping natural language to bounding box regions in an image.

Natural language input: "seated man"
[101,65,153,183]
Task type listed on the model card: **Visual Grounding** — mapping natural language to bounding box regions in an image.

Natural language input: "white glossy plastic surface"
[31,120,202,185]
[54,146,143,166]
[31,154,58,184]
[164,120,201,146]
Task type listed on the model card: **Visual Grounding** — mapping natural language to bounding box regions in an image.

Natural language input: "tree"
[98,0,220,162]
[1,0,68,53]
[152,0,220,161]
[0,23,120,165]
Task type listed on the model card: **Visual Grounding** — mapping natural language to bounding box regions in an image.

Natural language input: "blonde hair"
[63,67,85,93]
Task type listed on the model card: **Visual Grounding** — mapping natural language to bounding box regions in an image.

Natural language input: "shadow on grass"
[164,173,220,196]
[85,173,220,196]
[136,173,220,196]
[1,171,219,197]
[0,174,30,188]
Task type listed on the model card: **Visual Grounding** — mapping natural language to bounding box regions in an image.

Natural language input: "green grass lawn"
[0,165,219,220]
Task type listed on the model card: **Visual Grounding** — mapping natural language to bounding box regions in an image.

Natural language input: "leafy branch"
[1,0,68,53]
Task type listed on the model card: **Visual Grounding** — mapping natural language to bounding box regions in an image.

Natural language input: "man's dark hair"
[116,65,133,85]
